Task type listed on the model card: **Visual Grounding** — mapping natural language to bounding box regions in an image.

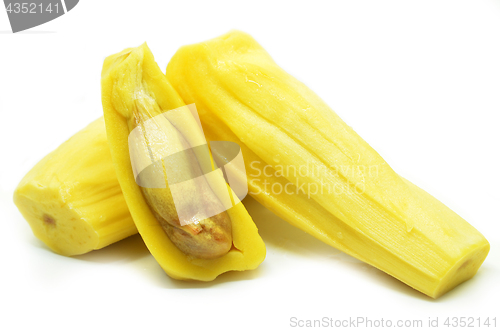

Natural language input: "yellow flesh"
[166,30,489,297]
[13,118,136,256]
[101,44,265,280]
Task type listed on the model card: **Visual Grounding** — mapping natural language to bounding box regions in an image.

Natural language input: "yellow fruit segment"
[101,43,265,280]
[166,30,489,297]
[13,118,137,256]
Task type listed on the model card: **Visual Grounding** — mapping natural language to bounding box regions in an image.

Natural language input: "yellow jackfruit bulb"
[101,43,265,281]
[166,30,489,297]
[13,118,137,256]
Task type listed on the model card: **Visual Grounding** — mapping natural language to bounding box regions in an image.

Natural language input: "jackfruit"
[13,118,136,256]
[166,30,489,297]
[101,44,265,280]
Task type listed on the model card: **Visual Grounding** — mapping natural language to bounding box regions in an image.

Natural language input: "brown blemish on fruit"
[42,214,56,227]
[458,259,471,271]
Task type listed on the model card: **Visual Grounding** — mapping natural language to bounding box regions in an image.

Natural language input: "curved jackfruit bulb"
[165,30,489,297]
[13,118,137,256]
[101,43,265,280]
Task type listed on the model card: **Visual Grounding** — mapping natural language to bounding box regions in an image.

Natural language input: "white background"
[1,1,499,330]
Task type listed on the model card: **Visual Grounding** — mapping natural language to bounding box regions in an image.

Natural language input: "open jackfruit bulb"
[100,43,266,280]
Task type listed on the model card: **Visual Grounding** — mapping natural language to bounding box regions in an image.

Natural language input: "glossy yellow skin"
[166,31,489,297]
[101,44,265,280]
[14,118,136,256]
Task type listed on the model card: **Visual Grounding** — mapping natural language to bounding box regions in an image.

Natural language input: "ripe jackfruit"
[101,44,265,281]
[166,30,489,297]
[14,118,137,256]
